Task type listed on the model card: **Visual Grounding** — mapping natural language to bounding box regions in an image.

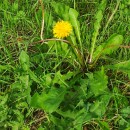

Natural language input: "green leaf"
[125,126,130,130]
[31,87,66,113]
[69,8,81,45]
[41,73,52,87]
[102,34,123,54]
[0,65,13,72]
[0,95,8,123]
[97,121,110,130]
[106,60,130,78]
[38,127,45,130]
[52,71,70,88]
[30,92,43,108]
[19,75,31,104]
[56,109,75,119]
[29,70,40,83]
[90,93,111,117]
[73,108,92,130]
[87,67,108,96]
[53,71,73,84]
[93,34,123,60]
[121,106,130,118]
[50,115,68,130]
[18,51,31,104]
[11,82,22,90]
[51,2,70,20]
[19,50,30,71]
[90,0,107,62]
[67,29,77,46]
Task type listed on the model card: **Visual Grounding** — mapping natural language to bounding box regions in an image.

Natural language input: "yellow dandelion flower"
[53,20,72,39]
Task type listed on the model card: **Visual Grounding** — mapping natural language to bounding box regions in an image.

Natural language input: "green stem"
[39,0,44,40]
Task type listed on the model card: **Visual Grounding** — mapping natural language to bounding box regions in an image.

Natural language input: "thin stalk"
[39,0,44,40]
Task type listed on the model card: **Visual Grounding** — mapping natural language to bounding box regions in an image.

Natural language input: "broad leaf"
[19,51,31,104]
[87,67,108,96]
[52,71,73,86]
[90,93,111,117]
[93,34,123,61]
[31,87,66,113]
[19,50,30,71]
[102,34,123,54]
[56,109,75,119]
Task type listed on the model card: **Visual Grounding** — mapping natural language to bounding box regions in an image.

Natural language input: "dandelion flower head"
[53,20,72,39]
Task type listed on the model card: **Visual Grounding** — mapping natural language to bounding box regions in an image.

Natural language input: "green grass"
[0,0,130,130]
